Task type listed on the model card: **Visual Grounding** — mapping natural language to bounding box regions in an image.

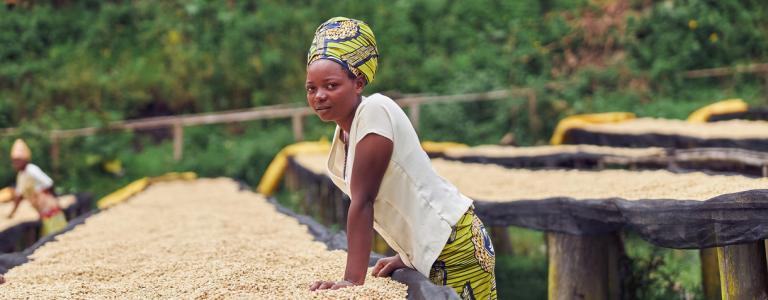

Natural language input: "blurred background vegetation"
[1,0,767,298]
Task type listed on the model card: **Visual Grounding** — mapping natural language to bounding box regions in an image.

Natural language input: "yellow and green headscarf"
[307,17,379,84]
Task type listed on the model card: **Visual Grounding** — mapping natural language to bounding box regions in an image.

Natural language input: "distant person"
[305,17,496,299]
[6,139,67,236]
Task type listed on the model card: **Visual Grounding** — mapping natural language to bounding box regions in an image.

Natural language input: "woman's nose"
[314,90,328,103]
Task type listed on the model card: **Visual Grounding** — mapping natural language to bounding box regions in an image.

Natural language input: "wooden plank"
[2,89,530,140]
[527,90,542,136]
[50,135,60,176]
[674,148,768,166]
[547,232,621,300]
[53,107,313,138]
[172,123,183,161]
[178,107,312,127]
[408,103,420,132]
[717,241,768,299]
[291,114,304,142]
[0,127,17,136]
[700,248,722,300]
[489,226,513,256]
[683,63,768,78]
[396,89,517,106]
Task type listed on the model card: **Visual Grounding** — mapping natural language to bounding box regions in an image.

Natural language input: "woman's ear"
[354,77,366,94]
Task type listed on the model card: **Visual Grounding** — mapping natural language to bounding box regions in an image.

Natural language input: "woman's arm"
[310,133,393,290]
[345,133,393,283]
[7,194,22,219]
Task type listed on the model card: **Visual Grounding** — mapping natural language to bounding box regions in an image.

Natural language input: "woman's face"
[305,59,365,123]
[11,158,26,171]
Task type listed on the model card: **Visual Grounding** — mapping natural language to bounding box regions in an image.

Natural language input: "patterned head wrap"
[307,17,379,84]
[10,138,30,160]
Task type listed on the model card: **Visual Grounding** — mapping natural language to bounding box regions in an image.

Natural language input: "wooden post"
[700,248,721,300]
[490,226,514,255]
[762,164,767,178]
[50,134,60,176]
[292,114,304,142]
[717,242,768,299]
[527,90,542,136]
[284,163,298,191]
[547,232,621,300]
[763,73,768,101]
[763,72,768,102]
[172,123,183,161]
[408,103,420,132]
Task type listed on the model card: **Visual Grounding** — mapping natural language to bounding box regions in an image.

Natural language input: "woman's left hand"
[309,279,357,291]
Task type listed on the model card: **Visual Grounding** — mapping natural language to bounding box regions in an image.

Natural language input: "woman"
[306,17,497,299]
[6,139,66,237]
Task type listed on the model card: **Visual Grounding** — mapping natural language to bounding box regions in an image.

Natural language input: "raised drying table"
[289,153,768,299]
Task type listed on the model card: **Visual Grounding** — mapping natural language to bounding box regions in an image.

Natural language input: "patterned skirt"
[430,207,497,300]
[41,209,67,236]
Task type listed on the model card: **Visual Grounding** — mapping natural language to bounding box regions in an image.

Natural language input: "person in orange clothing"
[6,139,67,236]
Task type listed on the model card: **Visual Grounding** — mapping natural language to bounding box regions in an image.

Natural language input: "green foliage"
[1,0,767,143]
[626,0,768,83]
[496,227,548,300]
[624,234,704,300]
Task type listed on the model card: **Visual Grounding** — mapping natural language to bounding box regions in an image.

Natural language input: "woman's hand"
[371,254,406,277]
[309,279,357,291]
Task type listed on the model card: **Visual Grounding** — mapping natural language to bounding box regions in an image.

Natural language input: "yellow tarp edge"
[148,171,198,184]
[421,141,469,153]
[96,172,198,209]
[550,112,636,145]
[687,98,748,123]
[96,177,149,209]
[256,139,331,196]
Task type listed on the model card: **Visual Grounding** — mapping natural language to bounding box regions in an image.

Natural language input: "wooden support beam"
[683,63,768,78]
[50,134,61,176]
[396,89,515,106]
[674,148,768,167]
[291,114,304,142]
[547,232,621,300]
[172,123,183,161]
[408,103,420,132]
[700,248,721,300]
[490,226,514,256]
[717,241,768,299]
[526,90,541,136]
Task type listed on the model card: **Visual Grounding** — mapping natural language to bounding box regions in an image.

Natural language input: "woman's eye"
[326,83,337,89]
[306,87,316,93]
